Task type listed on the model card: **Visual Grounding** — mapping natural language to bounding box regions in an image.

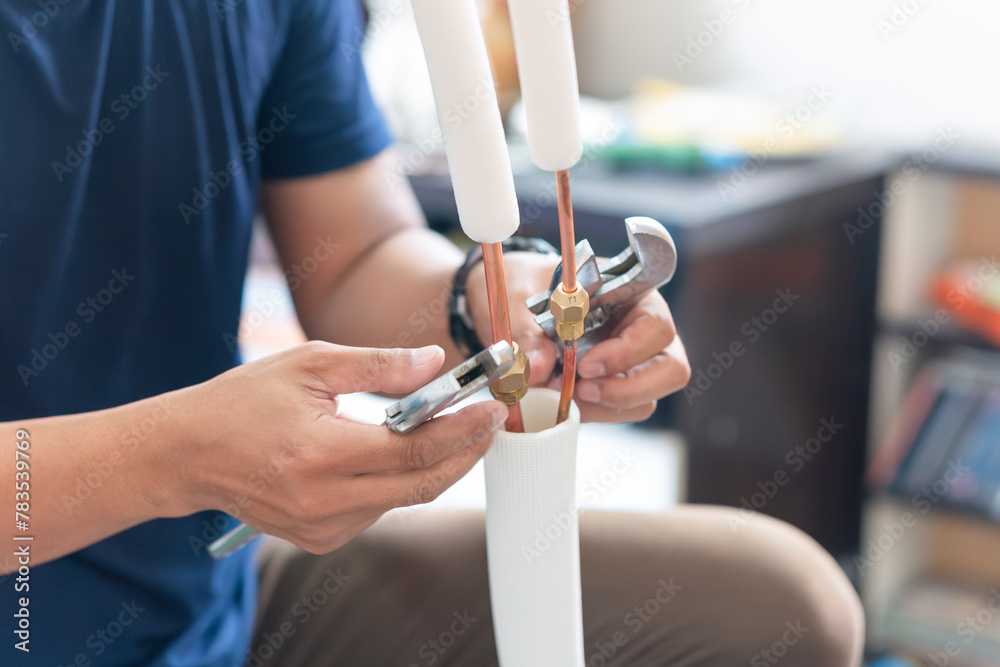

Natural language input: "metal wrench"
[208,341,516,559]
[527,216,678,359]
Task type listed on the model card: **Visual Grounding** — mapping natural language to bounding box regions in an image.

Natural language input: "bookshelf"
[863,156,1000,665]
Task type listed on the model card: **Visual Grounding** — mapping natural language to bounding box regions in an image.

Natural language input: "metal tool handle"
[209,523,261,559]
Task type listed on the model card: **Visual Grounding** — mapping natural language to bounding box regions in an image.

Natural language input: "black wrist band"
[448,236,559,357]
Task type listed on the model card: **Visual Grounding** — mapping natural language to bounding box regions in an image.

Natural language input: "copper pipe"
[481,242,524,433]
[556,169,576,292]
[557,339,577,424]
[554,169,579,424]
[482,243,513,346]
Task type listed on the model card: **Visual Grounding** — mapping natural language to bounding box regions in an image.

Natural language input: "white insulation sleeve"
[505,0,584,171]
[411,0,520,244]
[485,389,585,667]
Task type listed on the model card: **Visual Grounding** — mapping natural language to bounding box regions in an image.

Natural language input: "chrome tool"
[527,217,679,358]
[208,341,516,559]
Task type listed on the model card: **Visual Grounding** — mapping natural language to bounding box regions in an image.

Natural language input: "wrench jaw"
[527,216,679,362]
[625,216,678,286]
[526,239,601,339]
[526,239,601,317]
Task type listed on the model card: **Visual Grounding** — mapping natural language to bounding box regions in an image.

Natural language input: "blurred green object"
[598,141,705,171]
[868,657,919,667]
[596,140,746,172]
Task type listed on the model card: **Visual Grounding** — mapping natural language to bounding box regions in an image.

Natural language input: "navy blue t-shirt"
[0,1,392,665]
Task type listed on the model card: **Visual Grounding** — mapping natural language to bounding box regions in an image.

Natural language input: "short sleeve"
[258,0,394,179]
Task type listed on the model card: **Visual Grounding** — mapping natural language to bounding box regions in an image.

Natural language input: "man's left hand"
[467,251,691,424]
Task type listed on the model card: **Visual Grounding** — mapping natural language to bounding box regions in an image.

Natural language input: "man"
[0,1,863,665]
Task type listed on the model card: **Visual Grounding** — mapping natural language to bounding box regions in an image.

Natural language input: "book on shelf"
[870,349,1000,521]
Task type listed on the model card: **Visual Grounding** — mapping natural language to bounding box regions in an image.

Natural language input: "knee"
[733,513,864,667]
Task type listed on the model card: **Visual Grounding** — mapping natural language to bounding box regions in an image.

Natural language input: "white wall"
[573,0,1000,149]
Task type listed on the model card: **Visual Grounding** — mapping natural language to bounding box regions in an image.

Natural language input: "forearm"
[0,391,191,572]
[313,227,470,370]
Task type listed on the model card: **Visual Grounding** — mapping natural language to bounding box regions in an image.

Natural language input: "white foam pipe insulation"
[411,0,521,244]
[485,389,585,667]
[505,0,584,171]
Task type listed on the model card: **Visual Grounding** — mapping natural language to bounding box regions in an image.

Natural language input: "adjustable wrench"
[208,341,516,559]
[527,216,678,359]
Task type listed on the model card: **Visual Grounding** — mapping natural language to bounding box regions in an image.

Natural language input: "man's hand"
[467,252,691,424]
[172,341,507,554]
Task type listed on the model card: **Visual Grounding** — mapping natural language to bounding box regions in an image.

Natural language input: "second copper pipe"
[555,169,578,424]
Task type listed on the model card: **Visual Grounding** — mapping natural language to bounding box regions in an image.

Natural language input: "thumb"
[301,342,445,396]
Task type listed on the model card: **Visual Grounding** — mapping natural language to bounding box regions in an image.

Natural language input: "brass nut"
[550,283,589,341]
[490,385,528,406]
[555,319,585,341]
[489,342,530,405]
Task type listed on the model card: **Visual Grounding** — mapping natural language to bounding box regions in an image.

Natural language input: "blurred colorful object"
[931,258,1000,348]
[507,78,848,172]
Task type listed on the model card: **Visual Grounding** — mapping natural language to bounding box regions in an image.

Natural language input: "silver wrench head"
[528,216,678,358]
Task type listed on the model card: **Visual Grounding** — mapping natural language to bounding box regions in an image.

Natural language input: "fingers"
[575,400,659,425]
[576,340,691,411]
[353,425,495,510]
[330,400,507,475]
[577,295,676,379]
[294,514,385,555]
[277,422,497,549]
[295,340,445,396]
[255,510,386,556]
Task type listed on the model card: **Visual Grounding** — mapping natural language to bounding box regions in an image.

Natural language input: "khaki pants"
[252,508,864,666]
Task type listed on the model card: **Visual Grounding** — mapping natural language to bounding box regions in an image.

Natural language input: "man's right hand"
[166,341,507,554]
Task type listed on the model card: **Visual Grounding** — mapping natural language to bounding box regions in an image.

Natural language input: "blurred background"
[241,2,1000,664]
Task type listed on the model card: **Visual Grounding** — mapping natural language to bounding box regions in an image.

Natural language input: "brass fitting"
[489,342,530,405]
[550,282,589,341]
